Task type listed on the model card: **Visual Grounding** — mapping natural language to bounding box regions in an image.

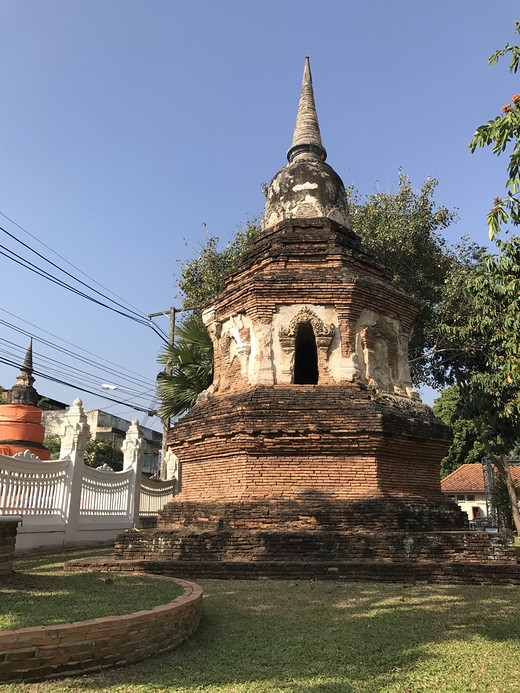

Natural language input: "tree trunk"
[494,453,520,536]
[481,437,520,535]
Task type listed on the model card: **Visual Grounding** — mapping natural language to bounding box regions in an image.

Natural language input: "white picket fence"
[0,398,175,553]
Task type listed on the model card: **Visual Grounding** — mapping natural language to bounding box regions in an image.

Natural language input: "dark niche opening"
[293,322,319,384]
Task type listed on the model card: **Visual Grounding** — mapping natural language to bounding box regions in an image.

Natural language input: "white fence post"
[121,419,144,527]
[60,399,90,543]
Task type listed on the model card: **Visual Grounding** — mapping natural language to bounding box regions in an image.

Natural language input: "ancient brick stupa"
[0,339,50,460]
[115,59,518,581]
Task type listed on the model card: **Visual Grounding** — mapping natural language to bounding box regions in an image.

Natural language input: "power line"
[0,210,148,318]
[0,355,153,414]
[0,307,156,388]
[1,225,149,322]
[0,241,150,326]
[0,340,156,404]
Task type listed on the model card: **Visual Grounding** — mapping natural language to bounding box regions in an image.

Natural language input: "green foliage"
[439,236,520,451]
[470,22,520,239]
[435,234,520,532]
[490,473,520,530]
[157,312,214,420]
[178,220,260,308]
[348,172,458,386]
[432,386,485,477]
[43,433,61,460]
[84,438,124,471]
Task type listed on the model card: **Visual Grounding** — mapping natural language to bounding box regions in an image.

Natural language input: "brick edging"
[0,573,203,684]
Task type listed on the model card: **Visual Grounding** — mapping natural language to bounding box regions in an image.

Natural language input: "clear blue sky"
[1,0,518,424]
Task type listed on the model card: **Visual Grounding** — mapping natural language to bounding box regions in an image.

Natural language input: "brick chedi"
[0,339,50,460]
[115,59,520,582]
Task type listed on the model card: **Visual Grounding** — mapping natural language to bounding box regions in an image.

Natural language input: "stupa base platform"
[67,553,520,586]
[104,496,520,584]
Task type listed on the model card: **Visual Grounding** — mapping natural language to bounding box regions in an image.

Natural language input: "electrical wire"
[1,225,149,321]
[0,355,152,413]
[0,308,156,389]
[0,210,148,318]
[0,242,151,326]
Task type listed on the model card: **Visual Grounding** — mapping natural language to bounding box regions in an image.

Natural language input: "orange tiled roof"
[441,463,520,493]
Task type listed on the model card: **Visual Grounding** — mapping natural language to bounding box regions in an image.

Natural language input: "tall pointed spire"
[22,338,34,376]
[5,338,38,405]
[287,57,327,163]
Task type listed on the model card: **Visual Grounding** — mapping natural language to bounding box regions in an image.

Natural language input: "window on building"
[466,494,475,502]
[457,494,465,502]
[293,322,319,384]
[472,506,480,519]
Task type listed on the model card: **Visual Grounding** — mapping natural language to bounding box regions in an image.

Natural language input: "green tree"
[84,438,124,471]
[490,474,520,530]
[43,433,61,460]
[470,21,520,239]
[178,221,260,308]
[348,173,458,386]
[432,386,485,478]
[434,235,520,533]
[157,313,214,421]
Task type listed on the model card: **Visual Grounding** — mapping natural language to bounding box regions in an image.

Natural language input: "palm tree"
[157,313,213,421]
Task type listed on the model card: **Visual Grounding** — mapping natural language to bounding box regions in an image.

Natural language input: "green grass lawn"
[0,549,183,631]
[2,551,520,692]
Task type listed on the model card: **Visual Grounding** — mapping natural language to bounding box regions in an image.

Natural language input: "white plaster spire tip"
[287,56,327,163]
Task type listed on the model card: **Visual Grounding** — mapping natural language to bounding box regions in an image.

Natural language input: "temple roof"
[441,463,520,493]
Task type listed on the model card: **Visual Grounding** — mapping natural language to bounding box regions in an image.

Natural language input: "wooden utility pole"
[148,307,176,472]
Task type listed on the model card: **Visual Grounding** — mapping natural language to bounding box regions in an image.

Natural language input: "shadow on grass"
[20,577,520,693]
[2,552,183,630]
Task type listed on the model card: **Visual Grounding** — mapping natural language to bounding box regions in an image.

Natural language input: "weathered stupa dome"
[263,57,350,230]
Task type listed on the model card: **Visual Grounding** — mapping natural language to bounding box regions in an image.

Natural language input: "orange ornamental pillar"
[0,338,51,460]
[0,404,51,460]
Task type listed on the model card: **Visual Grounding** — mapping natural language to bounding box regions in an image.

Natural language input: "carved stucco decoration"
[278,306,335,353]
[359,324,396,391]
[205,311,253,387]
[356,311,420,400]
[278,306,336,384]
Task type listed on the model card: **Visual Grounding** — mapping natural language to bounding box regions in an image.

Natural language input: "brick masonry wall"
[169,385,451,503]
[156,498,467,533]
[74,552,520,586]
[0,575,203,684]
[0,518,20,576]
[116,528,514,565]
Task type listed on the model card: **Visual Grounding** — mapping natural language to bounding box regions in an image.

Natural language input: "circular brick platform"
[0,570,203,684]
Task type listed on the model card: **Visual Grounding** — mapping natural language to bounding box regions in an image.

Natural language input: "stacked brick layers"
[112,385,517,582]
[0,576,202,684]
[208,218,420,393]
[0,518,20,576]
[112,219,520,583]
[166,385,453,503]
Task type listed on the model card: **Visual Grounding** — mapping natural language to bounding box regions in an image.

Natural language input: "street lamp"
[100,383,157,415]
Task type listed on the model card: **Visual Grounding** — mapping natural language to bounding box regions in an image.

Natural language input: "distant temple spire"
[287,57,327,163]
[6,338,38,406]
[22,338,34,381]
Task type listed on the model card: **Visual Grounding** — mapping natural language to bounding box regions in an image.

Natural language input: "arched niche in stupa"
[293,322,319,384]
[274,305,338,385]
